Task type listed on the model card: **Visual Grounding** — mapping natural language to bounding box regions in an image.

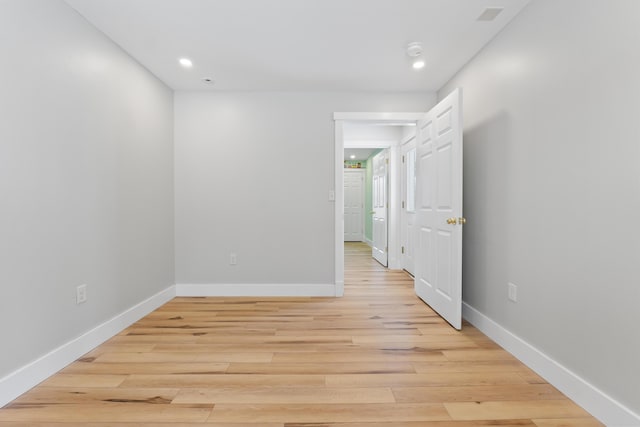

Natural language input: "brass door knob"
[458,217,467,225]
[446,217,458,225]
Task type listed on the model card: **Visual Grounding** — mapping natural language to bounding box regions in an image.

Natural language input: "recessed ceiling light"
[350,154,356,159]
[179,58,193,68]
[202,77,215,85]
[412,60,426,70]
[477,8,504,21]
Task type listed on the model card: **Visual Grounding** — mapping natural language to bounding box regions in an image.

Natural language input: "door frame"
[333,113,425,296]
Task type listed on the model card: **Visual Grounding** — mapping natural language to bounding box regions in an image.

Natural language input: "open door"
[401,134,417,276]
[371,150,388,266]
[414,89,464,330]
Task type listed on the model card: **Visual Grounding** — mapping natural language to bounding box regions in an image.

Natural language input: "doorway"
[334,114,423,296]
[334,89,463,330]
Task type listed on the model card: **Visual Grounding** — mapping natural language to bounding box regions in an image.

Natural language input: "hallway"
[0,243,601,425]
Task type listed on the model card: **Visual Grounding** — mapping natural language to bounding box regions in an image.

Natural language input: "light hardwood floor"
[0,242,603,426]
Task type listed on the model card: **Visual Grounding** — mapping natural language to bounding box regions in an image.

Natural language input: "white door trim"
[334,112,426,122]
[334,114,424,296]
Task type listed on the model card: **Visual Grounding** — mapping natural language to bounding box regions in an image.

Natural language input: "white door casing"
[401,133,417,276]
[333,112,428,296]
[372,150,388,266]
[414,88,463,330]
[344,169,364,242]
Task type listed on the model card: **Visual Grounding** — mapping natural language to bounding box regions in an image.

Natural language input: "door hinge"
[385,158,389,165]
[402,201,405,209]
[402,155,405,163]
[401,246,405,254]
[385,246,388,252]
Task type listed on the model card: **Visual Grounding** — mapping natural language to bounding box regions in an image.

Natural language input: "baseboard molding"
[0,285,176,408]
[335,280,344,297]
[176,283,337,297]
[364,238,373,247]
[462,302,640,427]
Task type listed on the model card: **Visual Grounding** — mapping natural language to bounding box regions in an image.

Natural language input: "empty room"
[0,0,638,426]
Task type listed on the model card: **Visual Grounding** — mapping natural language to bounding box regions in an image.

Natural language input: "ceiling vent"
[477,7,504,21]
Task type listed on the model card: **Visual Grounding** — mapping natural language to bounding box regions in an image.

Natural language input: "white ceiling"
[65,0,531,92]
[344,148,380,162]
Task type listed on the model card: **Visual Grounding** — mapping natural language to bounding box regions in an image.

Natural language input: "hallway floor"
[0,242,603,425]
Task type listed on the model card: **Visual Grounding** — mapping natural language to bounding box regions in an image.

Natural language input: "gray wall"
[174,92,431,286]
[0,0,174,378]
[440,0,640,414]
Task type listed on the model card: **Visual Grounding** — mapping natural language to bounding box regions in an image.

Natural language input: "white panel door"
[414,88,463,330]
[371,150,388,266]
[401,135,417,276]
[344,169,364,242]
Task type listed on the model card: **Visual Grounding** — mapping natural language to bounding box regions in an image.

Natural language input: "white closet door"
[344,169,364,242]
[372,150,388,266]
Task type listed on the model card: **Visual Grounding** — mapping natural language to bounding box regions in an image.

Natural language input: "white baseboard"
[335,280,344,297]
[176,283,337,297]
[0,285,176,408]
[364,238,373,247]
[462,302,640,427]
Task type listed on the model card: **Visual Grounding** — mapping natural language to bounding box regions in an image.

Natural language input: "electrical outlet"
[508,282,517,302]
[76,284,87,304]
[230,253,237,265]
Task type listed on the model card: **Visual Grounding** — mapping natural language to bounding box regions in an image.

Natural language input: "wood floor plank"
[392,384,565,403]
[38,374,127,388]
[153,343,338,353]
[172,386,395,404]
[519,370,549,384]
[0,242,601,425]
[93,351,273,363]
[353,334,477,344]
[82,343,157,357]
[326,372,529,388]
[10,387,179,405]
[226,362,415,375]
[62,362,229,375]
[195,335,353,344]
[532,418,605,426]
[0,421,284,427]
[275,328,423,336]
[284,422,536,427]
[412,360,532,374]
[442,349,518,362]
[120,374,325,388]
[444,400,592,421]
[271,350,446,363]
[0,424,284,427]
[207,403,451,423]
[0,403,212,423]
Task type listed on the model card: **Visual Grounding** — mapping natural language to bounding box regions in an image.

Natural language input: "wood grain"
[207,402,451,423]
[0,242,603,426]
